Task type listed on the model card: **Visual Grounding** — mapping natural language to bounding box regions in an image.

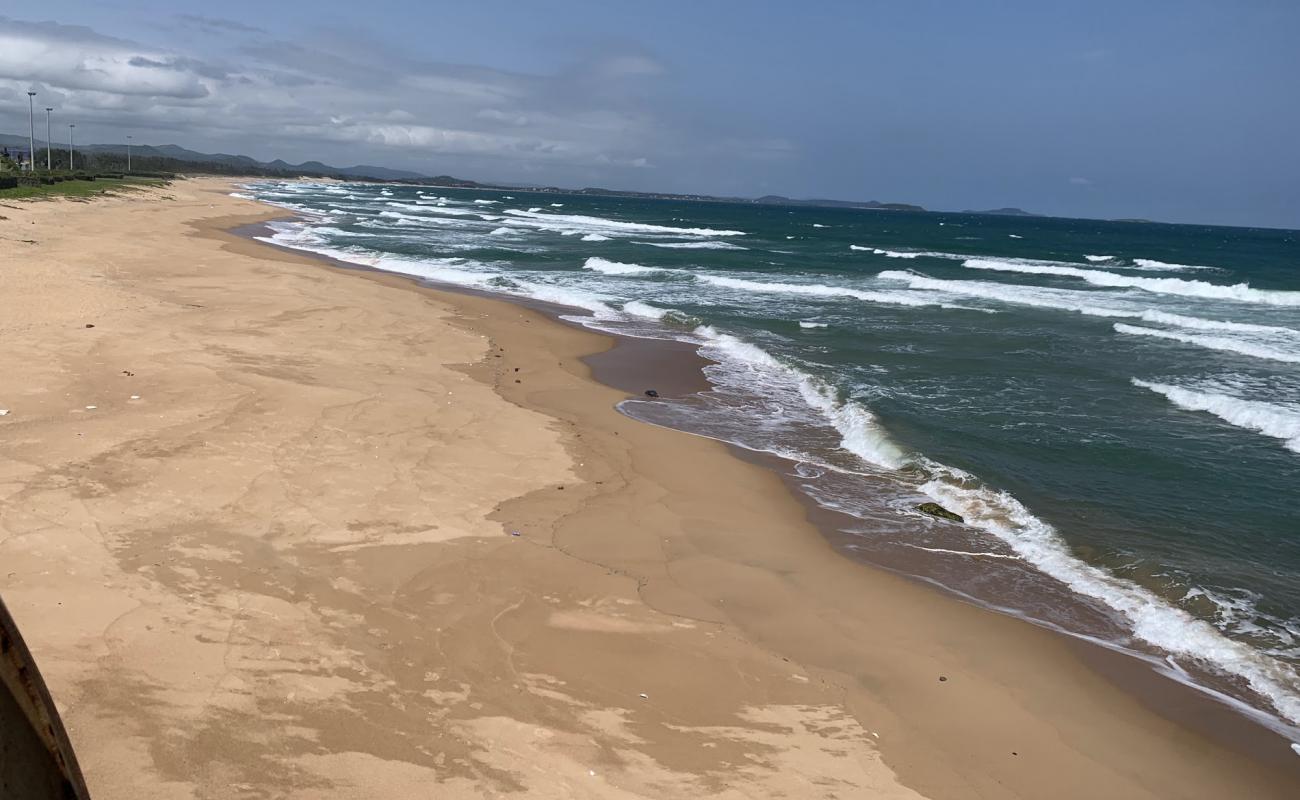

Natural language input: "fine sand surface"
[1,178,1296,798]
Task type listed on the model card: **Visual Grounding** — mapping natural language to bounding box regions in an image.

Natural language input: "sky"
[1,1,1297,228]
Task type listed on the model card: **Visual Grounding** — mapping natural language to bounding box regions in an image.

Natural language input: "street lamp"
[26,91,36,172]
[126,135,132,173]
[44,108,53,171]
[68,124,75,171]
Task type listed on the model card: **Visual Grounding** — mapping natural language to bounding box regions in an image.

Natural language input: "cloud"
[1069,176,1093,185]
[174,14,265,36]
[0,17,213,98]
[0,14,792,185]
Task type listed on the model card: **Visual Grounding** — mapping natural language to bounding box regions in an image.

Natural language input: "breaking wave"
[1133,379,1300,455]
[1113,324,1300,365]
[582,257,670,276]
[502,208,745,237]
[963,259,1300,306]
[634,240,748,250]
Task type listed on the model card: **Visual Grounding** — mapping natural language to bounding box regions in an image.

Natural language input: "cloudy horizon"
[1,2,1296,228]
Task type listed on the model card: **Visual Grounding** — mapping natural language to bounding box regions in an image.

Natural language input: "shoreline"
[0,178,1295,797]
[243,195,1300,760]
[231,190,1300,770]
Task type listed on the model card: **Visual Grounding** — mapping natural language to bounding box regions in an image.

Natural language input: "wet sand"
[1,178,1297,798]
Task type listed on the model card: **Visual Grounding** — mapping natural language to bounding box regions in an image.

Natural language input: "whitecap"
[962,259,1300,306]
[1113,323,1300,365]
[634,240,748,250]
[1133,379,1300,454]
[699,275,950,308]
[582,257,669,276]
[502,208,745,238]
[1133,258,1217,272]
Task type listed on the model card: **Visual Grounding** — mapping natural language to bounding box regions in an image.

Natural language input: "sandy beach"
[1,178,1297,798]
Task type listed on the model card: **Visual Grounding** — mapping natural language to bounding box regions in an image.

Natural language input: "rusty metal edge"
[0,595,92,800]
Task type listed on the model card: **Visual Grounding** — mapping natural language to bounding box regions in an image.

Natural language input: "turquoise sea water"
[243,181,1300,737]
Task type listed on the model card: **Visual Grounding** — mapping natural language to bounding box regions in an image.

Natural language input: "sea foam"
[634,240,748,250]
[503,208,745,237]
[1133,258,1217,272]
[699,275,950,308]
[1133,379,1300,454]
[582,257,669,276]
[1114,323,1300,365]
[963,259,1300,306]
[918,460,1300,726]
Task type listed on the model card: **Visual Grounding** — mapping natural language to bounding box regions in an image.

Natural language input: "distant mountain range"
[2,132,1038,216]
[962,206,1041,217]
[0,134,428,181]
[755,195,926,212]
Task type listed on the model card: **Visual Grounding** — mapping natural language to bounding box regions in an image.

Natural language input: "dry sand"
[1,178,1296,798]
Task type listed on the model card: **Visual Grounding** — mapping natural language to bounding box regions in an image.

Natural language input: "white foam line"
[693,327,910,470]
[850,245,963,259]
[502,208,745,237]
[582,257,670,276]
[899,543,1022,560]
[634,240,748,250]
[964,258,1300,306]
[1133,379,1300,453]
[1136,310,1300,337]
[1114,323,1300,365]
[881,273,1300,338]
[1133,258,1217,271]
[918,460,1300,726]
[699,275,957,309]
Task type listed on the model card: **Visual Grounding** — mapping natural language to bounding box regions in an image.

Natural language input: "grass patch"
[0,176,168,201]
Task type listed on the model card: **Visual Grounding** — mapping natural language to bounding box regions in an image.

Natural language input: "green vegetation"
[0,175,167,200]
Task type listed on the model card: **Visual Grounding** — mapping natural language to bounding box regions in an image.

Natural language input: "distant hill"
[755,195,926,212]
[0,134,438,181]
[962,207,1041,217]
[1,132,1112,221]
[79,143,428,181]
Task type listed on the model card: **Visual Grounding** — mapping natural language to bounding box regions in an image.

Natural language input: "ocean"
[240,180,1300,740]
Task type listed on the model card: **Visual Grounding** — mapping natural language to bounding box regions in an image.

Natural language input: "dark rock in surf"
[916,502,964,523]
[644,389,660,398]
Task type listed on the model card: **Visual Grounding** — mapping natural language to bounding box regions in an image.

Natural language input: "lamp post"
[126,135,132,173]
[68,124,75,171]
[26,91,36,172]
[44,108,53,170]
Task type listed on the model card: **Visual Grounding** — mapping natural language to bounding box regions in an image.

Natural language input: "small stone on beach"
[939,675,948,682]
[84,323,95,328]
